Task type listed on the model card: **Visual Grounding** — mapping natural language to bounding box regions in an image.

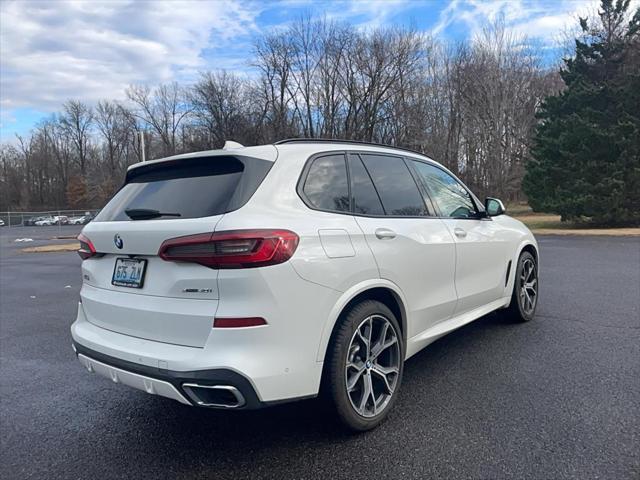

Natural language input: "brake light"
[213,317,267,328]
[77,233,96,260]
[158,229,299,269]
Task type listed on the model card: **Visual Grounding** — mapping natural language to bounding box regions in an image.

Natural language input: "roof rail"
[274,138,431,158]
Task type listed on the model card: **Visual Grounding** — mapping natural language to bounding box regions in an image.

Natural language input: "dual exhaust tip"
[182,383,246,409]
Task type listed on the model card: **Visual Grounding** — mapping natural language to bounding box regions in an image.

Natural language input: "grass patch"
[512,212,640,236]
[505,202,533,216]
[528,227,640,236]
[514,214,564,230]
[21,242,79,253]
[505,203,639,235]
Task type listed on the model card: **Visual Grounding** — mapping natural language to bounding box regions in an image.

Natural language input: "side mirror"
[485,197,506,216]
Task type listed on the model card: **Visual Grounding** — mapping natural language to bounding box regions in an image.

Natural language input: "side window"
[302,154,350,212]
[360,154,428,216]
[411,161,477,218]
[348,155,384,215]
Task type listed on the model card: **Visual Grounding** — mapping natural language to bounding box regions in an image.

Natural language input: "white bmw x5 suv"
[71,139,539,431]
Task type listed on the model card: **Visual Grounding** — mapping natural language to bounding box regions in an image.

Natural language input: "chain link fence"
[0,209,101,228]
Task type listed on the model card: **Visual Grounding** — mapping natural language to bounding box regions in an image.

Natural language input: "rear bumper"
[72,342,267,409]
[72,261,340,406]
[70,292,328,406]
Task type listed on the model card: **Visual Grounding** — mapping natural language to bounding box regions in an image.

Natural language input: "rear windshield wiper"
[124,208,182,220]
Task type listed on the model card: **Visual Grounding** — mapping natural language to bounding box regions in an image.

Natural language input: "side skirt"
[405,296,510,359]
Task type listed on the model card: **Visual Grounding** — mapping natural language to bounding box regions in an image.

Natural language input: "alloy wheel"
[345,315,400,418]
[519,258,537,315]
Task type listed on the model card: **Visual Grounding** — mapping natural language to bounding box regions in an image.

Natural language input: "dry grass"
[513,213,640,236]
[514,214,564,230]
[21,242,79,253]
[529,227,640,236]
[505,202,534,216]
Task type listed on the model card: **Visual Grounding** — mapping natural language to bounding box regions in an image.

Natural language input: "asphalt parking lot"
[1,229,638,479]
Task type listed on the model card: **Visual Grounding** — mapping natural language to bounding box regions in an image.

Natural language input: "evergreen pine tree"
[524,0,640,226]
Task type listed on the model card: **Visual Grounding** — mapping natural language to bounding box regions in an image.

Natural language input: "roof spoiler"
[223,141,244,150]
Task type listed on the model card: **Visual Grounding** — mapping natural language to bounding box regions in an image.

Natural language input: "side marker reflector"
[213,317,267,328]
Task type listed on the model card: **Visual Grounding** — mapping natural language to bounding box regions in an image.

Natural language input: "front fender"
[504,234,539,299]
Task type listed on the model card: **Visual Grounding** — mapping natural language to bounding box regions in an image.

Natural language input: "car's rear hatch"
[79,148,276,347]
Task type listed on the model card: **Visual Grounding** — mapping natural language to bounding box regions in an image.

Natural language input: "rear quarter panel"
[217,150,380,293]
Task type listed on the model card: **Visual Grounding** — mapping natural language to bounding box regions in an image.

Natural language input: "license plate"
[112,258,147,288]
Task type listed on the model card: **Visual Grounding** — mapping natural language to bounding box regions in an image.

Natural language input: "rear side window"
[95,156,272,221]
[348,155,384,215]
[302,154,350,212]
[360,154,428,216]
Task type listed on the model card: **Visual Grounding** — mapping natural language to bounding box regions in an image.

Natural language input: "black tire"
[504,251,538,322]
[326,299,404,432]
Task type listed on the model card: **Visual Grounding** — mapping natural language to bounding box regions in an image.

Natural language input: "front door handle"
[375,228,396,240]
[454,227,467,238]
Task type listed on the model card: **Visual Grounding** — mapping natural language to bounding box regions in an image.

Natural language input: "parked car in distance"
[35,216,56,226]
[0,219,4,226]
[69,216,86,225]
[24,216,45,226]
[71,139,539,431]
[53,215,69,225]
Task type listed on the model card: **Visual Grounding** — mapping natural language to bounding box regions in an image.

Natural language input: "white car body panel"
[405,296,512,357]
[354,216,457,337]
[71,141,538,408]
[79,283,218,347]
[440,217,511,316]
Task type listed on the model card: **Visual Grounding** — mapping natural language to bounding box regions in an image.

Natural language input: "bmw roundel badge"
[114,234,123,249]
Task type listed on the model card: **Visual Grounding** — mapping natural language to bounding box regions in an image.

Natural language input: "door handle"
[375,228,396,240]
[454,227,467,238]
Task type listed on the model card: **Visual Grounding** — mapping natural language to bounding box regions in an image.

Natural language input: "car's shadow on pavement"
[88,311,521,468]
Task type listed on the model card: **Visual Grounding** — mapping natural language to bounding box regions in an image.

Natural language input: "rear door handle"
[454,227,467,238]
[375,228,396,240]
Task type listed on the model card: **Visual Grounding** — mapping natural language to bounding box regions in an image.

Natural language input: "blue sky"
[0,0,610,141]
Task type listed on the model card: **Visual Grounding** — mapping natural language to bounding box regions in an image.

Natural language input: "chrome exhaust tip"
[182,383,246,408]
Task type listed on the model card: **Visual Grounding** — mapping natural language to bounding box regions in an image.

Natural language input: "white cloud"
[311,0,415,30]
[430,0,612,42]
[0,0,261,112]
[3,0,638,130]
[342,0,414,29]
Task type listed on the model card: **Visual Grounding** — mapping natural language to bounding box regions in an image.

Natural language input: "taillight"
[158,229,299,269]
[77,233,96,260]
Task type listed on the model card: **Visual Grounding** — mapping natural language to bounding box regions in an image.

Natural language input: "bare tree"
[0,15,561,211]
[60,100,93,174]
[95,100,139,172]
[126,82,191,157]
[190,71,251,148]
[254,31,298,140]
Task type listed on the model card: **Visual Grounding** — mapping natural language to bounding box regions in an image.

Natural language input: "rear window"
[95,156,272,221]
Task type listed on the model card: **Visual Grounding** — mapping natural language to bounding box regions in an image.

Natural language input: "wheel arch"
[316,280,408,363]
[520,242,538,264]
[504,239,539,298]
